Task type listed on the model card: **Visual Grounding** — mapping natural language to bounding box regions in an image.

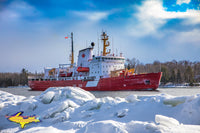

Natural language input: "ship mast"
[71,32,74,67]
[101,32,110,56]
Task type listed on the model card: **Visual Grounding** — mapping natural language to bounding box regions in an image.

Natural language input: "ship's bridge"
[89,55,125,78]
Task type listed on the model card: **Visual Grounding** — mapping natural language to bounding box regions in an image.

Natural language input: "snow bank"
[0,87,200,133]
[0,90,25,110]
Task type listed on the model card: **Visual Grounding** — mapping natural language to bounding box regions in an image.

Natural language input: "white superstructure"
[43,32,127,80]
[77,47,93,68]
[89,56,125,78]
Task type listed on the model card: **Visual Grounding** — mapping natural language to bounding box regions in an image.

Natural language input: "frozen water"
[0,87,200,133]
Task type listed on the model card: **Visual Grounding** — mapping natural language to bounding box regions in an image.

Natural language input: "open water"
[0,86,200,98]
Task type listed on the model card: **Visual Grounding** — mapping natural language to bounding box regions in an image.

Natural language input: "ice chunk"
[43,101,69,119]
[41,91,55,104]
[117,109,129,118]
[99,97,116,104]
[125,95,140,103]
[70,121,87,129]
[67,100,79,108]
[52,111,70,123]
[126,121,159,133]
[19,101,37,111]
[163,97,186,107]
[155,115,179,127]
[39,87,95,105]
[84,120,127,133]
[83,99,101,111]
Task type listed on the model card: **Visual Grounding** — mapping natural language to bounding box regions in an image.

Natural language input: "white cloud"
[73,11,110,21]
[177,0,191,5]
[128,0,200,37]
[128,1,166,37]
[0,1,39,21]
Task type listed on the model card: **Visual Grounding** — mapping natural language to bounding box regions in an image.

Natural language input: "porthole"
[145,80,150,85]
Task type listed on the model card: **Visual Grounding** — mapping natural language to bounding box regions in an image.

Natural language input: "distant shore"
[160,82,200,88]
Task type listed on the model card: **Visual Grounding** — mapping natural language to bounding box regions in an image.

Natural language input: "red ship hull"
[29,72,162,91]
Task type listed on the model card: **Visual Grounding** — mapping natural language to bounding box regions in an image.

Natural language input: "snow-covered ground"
[0,87,200,133]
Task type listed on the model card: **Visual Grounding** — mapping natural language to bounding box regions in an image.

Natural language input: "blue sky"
[0,0,200,72]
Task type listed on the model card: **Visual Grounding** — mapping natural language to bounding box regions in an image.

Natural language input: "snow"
[0,87,200,133]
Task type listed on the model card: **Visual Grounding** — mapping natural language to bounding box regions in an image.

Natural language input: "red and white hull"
[29,72,162,91]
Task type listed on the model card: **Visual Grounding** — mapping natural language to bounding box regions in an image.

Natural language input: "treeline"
[0,69,29,87]
[127,59,200,85]
[0,69,44,87]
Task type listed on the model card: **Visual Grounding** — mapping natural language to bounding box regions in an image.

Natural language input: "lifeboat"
[77,67,89,72]
[59,72,73,77]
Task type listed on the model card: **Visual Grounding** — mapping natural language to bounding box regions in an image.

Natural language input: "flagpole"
[71,32,74,67]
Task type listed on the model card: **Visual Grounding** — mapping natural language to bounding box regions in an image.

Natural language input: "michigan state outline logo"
[5,111,41,128]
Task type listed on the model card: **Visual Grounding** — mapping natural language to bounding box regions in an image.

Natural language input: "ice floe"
[0,87,200,133]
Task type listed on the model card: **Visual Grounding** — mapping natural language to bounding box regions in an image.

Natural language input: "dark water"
[0,86,200,98]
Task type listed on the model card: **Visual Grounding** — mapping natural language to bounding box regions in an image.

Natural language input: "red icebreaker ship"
[29,32,162,91]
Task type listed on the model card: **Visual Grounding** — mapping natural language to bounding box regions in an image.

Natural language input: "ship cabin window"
[114,58,125,61]
[95,57,100,61]
[100,57,125,61]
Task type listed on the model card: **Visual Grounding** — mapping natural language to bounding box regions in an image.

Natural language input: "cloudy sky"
[0,0,200,72]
